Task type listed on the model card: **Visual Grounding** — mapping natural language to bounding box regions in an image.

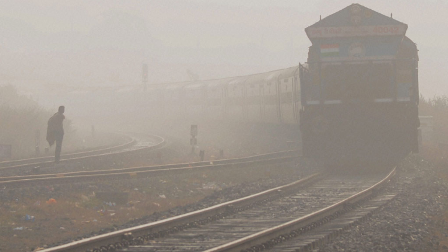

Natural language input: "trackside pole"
[190,125,198,154]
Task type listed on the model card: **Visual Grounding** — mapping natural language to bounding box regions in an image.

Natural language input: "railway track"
[0,151,298,189]
[0,133,135,168]
[37,165,395,252]
[0,133,165,177]
[204,169,396,252]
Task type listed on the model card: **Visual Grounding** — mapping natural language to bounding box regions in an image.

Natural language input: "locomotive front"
[299,4,419,166]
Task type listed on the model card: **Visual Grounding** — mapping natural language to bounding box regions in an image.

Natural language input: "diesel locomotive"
[299,4,419,165]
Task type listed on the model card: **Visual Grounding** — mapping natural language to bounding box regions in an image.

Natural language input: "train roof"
[148,66,300,92]
[305,3,408,41]
[304,4,417,62]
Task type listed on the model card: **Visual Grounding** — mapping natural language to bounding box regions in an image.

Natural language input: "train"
[299,4,419,165]
[148,66,301,126]
[143,3,420,166]
[60,4,417,166]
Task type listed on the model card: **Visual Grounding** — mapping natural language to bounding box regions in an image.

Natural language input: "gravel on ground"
[318,153,448,252]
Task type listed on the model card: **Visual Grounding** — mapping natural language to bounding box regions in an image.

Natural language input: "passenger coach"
[156,67,301,126]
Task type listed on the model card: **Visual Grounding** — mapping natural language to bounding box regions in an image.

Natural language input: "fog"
[1,1,446,98]
[0,2,446,251]
[0,0,446,130]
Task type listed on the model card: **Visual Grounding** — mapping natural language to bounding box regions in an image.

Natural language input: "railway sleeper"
[79,174,323,252]
[239,186,387,252]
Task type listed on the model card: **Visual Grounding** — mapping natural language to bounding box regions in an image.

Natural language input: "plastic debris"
[13,227,23,231]
[60,227,65,230]
[25,215,35,221]
[46,198,57,204]
[159,194,166,199]
[104,202,116,207]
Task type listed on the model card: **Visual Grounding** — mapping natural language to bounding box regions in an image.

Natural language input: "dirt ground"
[0,162,301,252]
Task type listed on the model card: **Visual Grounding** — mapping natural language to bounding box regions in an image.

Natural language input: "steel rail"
[0,155,299,188]
[0,134,165,172]
[37,172,321,252]
[0,149,298,183]
[204,167,396,252]
[0,134,135,168]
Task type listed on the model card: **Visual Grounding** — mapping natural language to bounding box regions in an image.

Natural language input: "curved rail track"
[0,133,165,177]
[205,169,396,252]
[36,163,395,252]
[0,134,135,168]
[0,151,298,189]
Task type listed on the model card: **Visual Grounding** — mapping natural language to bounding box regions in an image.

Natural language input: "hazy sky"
[0,0,447,97]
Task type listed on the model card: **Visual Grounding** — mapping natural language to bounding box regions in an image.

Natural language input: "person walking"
[46,106,65,163]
